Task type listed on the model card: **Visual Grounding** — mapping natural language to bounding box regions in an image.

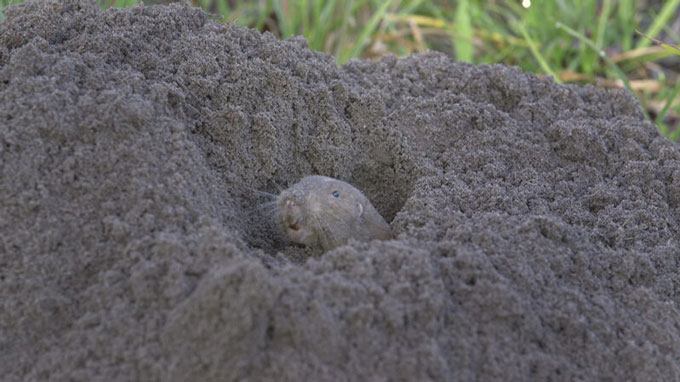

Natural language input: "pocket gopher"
[276,175,392,251]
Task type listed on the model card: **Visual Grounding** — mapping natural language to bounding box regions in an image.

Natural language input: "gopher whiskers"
[251,188,278,200]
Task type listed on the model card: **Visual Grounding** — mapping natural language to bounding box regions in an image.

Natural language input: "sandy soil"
[1,1,679,380]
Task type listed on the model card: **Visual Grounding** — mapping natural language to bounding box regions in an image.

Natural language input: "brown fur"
[277,176,392,251]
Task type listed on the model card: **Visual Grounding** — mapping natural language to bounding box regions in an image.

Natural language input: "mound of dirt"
[2,1,679,380]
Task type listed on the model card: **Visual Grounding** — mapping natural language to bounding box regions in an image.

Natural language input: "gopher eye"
[331,190,340,198]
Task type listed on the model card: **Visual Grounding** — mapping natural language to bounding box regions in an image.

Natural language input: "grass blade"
[635,30,680,56]
[656,80,680,127]
[112,0,137,8]
[595,0,612,50]
[254,1,274,33]
[273,0,291,38]
[518,23,560,82]
[616,0,634,51]
[339,0,393,64]
[636,0,680,48]
[454,0,473,62]
[556,21,650,121]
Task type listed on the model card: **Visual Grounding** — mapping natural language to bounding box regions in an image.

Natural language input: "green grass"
[2,0,679,139]
[0,0,18,10]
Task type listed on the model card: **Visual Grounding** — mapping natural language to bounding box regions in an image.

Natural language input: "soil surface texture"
[2,1,679,381]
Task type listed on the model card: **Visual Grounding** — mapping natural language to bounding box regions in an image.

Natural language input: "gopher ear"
[357,202,364,218]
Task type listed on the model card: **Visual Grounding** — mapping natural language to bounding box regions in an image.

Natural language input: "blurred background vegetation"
[2,0,679,140]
